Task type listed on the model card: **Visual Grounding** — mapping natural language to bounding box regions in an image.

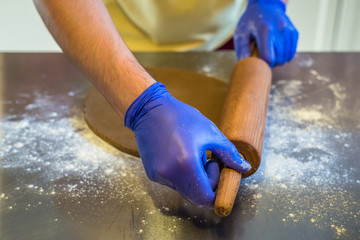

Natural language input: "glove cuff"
[248,0,286,11]
[124,82,168,131]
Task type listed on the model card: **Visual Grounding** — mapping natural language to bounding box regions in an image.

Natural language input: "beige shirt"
[103,0,246,51]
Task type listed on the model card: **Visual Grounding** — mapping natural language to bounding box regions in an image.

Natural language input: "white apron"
[103,0,246,51]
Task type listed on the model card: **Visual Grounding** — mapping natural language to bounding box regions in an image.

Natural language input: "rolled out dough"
[83,67,228,157]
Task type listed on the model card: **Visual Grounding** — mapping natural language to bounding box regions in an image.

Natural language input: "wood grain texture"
[214,57,272,216]
[214,168,242,216]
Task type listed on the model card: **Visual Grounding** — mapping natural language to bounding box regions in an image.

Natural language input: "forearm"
[34,0,155,117]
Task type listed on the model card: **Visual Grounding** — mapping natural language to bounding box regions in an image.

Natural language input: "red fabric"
[217,37,234,50]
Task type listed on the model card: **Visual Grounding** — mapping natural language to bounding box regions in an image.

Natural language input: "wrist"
[124,82,168,130]
[122,70,156,112]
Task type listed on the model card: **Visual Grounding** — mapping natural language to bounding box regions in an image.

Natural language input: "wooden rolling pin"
[214,52,272,217]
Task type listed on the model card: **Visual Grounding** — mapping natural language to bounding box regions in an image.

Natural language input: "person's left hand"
[234,0,298,68]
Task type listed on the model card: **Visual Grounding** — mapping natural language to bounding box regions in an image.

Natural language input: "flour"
[296,54,314,67]
[310,69,330,83]
[0,91,145,205]
[0,68,359,238]
[1,117,128,179]
[241,67,359,238]
[292,107,323,122]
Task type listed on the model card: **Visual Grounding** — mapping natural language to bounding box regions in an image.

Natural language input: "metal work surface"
[0,52,359,240]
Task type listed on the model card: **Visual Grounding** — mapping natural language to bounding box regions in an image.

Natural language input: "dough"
[83,67,228,157]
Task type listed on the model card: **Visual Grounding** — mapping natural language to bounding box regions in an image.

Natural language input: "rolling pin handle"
[214,53,272,217]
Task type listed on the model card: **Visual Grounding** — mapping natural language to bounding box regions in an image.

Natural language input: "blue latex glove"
[234,0,298,67]
[125,82,251,207]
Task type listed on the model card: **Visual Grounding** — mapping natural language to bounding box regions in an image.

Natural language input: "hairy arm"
[34,0,252,207]
[34,0,155,117]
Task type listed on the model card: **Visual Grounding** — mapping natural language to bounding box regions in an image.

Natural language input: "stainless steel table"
[0,52,359,240]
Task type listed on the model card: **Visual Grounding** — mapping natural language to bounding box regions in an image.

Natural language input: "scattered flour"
[0,90,148,205]
[293,106,323,122]
[0,66,359,238]
[0,90,193,239]
[0,116,133,181]
[239,67,360,239]
[296,54,314,67]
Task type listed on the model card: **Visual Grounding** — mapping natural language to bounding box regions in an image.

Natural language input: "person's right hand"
[125,82,251,207]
